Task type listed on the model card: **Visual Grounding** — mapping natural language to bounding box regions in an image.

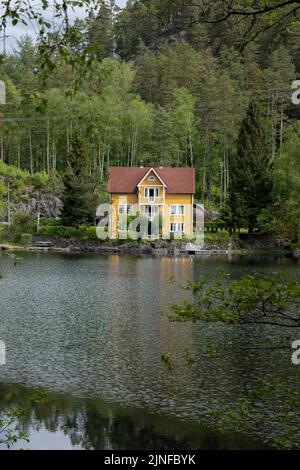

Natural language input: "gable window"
[145,188,159,201]
[170,205,184,215]
[148,176,155,181]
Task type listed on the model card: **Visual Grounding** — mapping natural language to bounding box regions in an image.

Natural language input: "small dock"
[34,241,54,248]
[183,243,205,255]
[30,241,54,251]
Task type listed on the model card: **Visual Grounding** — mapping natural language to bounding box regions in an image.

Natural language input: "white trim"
[139,203,163,206]
[169,204,185,216]
[170,222,184,233]
[137,168,167,188]
[144,187,160,202]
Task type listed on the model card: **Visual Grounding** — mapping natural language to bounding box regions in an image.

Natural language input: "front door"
[144,206,159,237]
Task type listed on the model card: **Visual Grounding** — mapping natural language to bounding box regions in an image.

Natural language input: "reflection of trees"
[0,384,192,449]
[0,383,263,449]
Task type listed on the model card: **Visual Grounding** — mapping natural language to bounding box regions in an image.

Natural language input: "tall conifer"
[227,99,273,234]
[61,133,96,227]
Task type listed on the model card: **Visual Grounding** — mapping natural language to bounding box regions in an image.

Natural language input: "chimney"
[140,160,144,168]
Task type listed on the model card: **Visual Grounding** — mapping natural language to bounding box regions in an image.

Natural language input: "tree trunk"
[29,131,33,175]
[46,119,50,174]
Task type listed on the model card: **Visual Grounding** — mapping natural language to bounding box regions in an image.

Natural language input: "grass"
[204,230,232,244]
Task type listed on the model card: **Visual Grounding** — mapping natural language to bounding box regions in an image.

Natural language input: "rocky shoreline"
[26,236,242,256]
[2,236,297,258]
[21,236,296,257]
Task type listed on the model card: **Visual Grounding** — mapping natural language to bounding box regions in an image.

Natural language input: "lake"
[0,252,299,449]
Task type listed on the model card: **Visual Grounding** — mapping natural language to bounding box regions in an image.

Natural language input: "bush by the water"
[20,233,33,246]
[39,224,97,239]
[1,211,36,243]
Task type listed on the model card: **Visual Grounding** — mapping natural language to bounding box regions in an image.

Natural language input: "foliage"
[207,374,300,449]
[20,233,33,247]
[0,408,29,449]
[61,132,98,227]
[167,272,300,328]
[39,224,97,239]
[272,122,300,240]
[31,171,49,189]
[166,271,300,449]
[227,99,273,233]
[2,211,36,243]
[160,352,172,371]
[204,230,233,245]
[0,1,299,232]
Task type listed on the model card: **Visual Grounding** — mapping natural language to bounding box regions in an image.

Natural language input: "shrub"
[0,161,29,190]
[0,179,6,197]
[20,233,33,246]
[256,208,278,235]
[40,218,62,227]
[7,211,36,243]
[85,227,97,239]
[31,171,49,188]
[38,225,97,239]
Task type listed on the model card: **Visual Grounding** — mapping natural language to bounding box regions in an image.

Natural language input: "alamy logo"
[95,202,204,243]
[0,340,6,365]
[291,340,300,365]
[292,80,300,105]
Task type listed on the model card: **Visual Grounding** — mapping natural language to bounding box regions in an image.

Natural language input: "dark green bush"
[40,218,63,227]
[31,171,49,188]
[20,233,33,246]
[39,225,97,239]
[4,211,36,243]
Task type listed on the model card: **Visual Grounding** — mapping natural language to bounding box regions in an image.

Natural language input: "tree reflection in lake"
[0,383,265,450]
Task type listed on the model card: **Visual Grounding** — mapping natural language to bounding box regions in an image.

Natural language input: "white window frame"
[170,205,185,216]
[170,222,184,233]
[143,205,159,219]
[144,187,160,202]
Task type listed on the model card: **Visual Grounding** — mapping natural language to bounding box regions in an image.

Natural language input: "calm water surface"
[0,252,299,449]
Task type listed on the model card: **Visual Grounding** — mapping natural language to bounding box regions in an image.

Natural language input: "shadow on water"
[0,383,267,450]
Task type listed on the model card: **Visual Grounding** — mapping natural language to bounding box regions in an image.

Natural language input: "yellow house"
[108,166,195,239]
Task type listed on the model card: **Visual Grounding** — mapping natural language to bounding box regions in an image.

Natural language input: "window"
[178,205,184,215]
[119,205,126,215]
[143,205,158,218]
[118,205,132,232]
[170,205,184,215]
[145,188,159,201]
[170,223,184,233]
[118,204,132,215]
[148,175,155,181]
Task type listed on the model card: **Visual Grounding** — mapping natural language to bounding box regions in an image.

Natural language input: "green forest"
[0,0,300,240]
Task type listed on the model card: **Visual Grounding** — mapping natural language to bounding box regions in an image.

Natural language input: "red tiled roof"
[108,167,195,194]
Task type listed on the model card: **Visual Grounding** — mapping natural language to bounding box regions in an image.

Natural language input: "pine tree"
[61,133,96,227]
[227,99,273,234]
[86,1,115,60]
